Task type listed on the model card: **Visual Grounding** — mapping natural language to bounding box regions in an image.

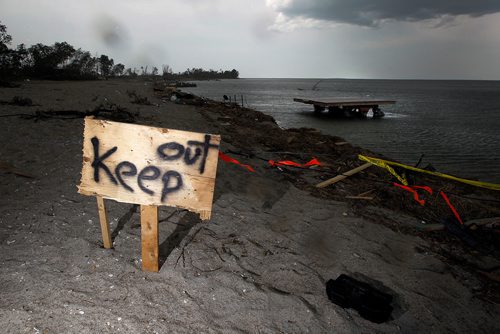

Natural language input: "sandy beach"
[1,78,499,333]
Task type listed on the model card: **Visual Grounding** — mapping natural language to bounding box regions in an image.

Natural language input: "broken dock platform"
[294,97,396,118]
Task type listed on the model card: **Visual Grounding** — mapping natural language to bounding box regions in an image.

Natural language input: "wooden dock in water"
[294,98,396,118]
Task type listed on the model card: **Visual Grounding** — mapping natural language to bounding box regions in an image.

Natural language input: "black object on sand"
[326,274,393,323]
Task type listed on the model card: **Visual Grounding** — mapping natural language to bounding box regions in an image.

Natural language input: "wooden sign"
[78,117,221,272]
[78,117,221,220]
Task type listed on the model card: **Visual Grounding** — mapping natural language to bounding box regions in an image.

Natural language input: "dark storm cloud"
[272,0,500,26]
[93,14,130,49]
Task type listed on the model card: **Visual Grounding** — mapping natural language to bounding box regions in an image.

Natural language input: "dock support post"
[372,106,385,118]
[314,105,325,114]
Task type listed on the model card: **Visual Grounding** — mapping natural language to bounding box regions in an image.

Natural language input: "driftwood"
[345,196,374,200]
[357,189,375,196]
[316,163,373,188]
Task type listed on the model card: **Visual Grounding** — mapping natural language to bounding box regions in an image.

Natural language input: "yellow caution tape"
[359,155,500,191]
[361,156,408,185]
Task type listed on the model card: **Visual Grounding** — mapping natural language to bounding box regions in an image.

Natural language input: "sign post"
[96,195,112,249]
[140,205,159,272]
[78,117,221,272]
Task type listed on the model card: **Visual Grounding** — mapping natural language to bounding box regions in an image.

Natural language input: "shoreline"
[1,78,499,333]
[183,78,500,183]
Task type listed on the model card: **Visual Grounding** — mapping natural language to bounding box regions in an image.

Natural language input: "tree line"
[0,22,124,80]
[0,22,239,81]
[162,65,239,80]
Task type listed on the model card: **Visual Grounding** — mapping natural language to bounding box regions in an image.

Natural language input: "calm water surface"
[185,79,500,182]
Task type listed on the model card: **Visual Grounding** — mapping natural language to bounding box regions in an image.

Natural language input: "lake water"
[184,79,500,183]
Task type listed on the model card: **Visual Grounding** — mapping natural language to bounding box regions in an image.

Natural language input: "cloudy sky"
[2,0,500,79]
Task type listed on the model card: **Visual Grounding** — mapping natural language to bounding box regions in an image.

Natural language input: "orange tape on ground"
[440,191,464,225]
[218,152,255,172]
[393,183,432,206]
[268,157,321,168]
[394,182,464,225]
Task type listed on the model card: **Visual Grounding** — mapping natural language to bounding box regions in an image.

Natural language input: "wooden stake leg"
[96,196,112,249]
[140,205,159,272]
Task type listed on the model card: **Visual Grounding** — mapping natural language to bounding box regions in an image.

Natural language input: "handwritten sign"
[78,117,221,220]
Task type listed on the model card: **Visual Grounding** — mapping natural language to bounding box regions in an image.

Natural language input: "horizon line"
[238,77,500,81]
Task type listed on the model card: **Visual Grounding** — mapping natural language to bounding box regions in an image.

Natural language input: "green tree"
[53,42,75,67]
[66,49,98,79]
[27,43,55,76]
[0,21,12,52]
[230,69,239,78]
[98,54,114,77]
[0,21,14,77]
[111,63,125,76]
[8,43,29,76]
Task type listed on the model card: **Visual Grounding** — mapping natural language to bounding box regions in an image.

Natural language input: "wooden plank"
[78,117,220,220]
[345,196,374,200]
[357,189,375,197]
[96,196,113,249]
[141,205,159,272]
[316,162,373,188]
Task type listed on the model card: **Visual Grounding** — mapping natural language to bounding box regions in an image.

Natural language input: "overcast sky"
[2,0,500,79]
